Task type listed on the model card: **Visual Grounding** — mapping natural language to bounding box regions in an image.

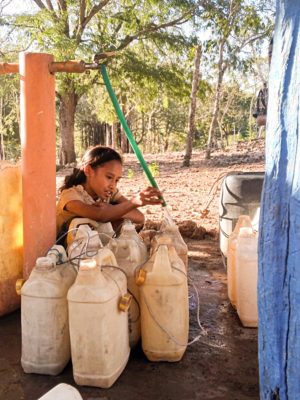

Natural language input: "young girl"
[56,145,162,238]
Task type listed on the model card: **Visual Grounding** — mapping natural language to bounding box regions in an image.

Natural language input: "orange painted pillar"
[19,53,56,278]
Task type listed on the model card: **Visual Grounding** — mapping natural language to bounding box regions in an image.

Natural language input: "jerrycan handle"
[152,245,173,275]
[96,248,118,268]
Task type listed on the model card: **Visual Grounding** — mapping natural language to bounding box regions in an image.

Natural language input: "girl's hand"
[131,187,163,207]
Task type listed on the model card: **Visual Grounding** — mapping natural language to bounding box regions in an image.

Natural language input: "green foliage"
[127,168,134,179]
[199,0,273,73]
[148,161,160,177]
[0,0,274,160]
[0,74,21,160]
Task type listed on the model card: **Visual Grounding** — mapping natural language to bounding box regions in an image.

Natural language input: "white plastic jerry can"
[138,244,189,362]
[37,383,83,400]
[227,215,253,308]
[66,217,115,247]
[67,253,130,388]
[108,228,147,348]
[21,254,76,375]
[108,239,144,348]
[67,224,102,267]
[236,227,258,328]
[151,221,188,270]
[117,219,148,260]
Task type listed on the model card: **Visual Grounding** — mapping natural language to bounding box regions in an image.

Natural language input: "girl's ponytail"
[59,168,86,192]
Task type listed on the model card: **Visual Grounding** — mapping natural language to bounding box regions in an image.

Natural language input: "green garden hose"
[101,64,167,207]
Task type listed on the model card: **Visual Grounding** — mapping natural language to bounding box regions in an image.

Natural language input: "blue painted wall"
[258,1,300,399]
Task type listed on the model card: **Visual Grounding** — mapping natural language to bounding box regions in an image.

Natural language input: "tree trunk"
[248,94,256,138]
[116,122,122,149]
[59,90,78,165]
[183,44,202,167]
[120,100,129,153]
[106,124,112,146]
[206,40,226,160]
[147,110,155,153]
[120,124,128,153]
[111,122,119,149]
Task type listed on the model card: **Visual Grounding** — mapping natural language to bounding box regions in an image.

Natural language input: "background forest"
[0,0,274,164]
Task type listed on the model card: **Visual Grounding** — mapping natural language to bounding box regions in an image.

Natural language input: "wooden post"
[19,53,56,278]
[258,1,300,398]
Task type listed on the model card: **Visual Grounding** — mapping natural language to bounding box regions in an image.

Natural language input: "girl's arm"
[65,187,162,224]
[112,194,145,224]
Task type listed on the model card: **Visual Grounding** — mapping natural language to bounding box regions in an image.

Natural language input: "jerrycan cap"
[36,257,55,270]
[79,258,97,271]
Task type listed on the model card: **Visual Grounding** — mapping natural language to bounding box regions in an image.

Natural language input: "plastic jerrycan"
[219,172,264,266]
[227,215,253,308]
[116,220,148,260]
[67,218,115,247]
[67,251,130,388]
[66,218,99,246]
[108,221,148,347]
[151,220,188,270]
[0,161,23,316]
[38,384,83,400]
[21,249,76,375]
[236,227,258,327]
[108,239,144,348]
[67,224,102,267]
[138,244,189,362]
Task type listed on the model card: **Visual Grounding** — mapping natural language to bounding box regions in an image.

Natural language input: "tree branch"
[97,9,194,58]
[32,0,46,9]
[79,0,86,27]
[84,0,111,26]
[32,0,58,21]
[74,0,111,43]
[57,0,67,12]
[45,0,54,11]
[73,0,86,41]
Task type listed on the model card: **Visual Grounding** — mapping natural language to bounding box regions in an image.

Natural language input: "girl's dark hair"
[60,146,123,192]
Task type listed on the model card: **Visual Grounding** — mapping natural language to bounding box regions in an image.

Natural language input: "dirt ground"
[0,139,264,400]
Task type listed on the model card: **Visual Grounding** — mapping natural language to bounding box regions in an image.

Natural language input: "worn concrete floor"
[0,238,258,400]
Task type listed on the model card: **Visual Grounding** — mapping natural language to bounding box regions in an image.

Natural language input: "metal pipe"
[48,60,86,73]
[0,63,19,74]
[0,60,102,75]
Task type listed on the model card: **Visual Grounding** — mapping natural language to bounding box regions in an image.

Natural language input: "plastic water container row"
[20,218,189,388]
[227,215,258,327]
[66,218,188,348]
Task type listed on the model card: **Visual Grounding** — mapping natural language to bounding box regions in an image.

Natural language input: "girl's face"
[84,160,123,201]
